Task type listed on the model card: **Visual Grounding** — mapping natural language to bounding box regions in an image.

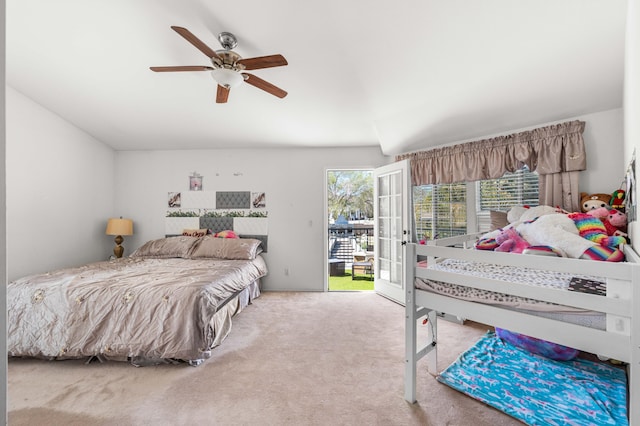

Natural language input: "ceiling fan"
[150,26,288,103]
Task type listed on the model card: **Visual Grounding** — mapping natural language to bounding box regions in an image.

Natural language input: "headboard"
[165,190,268,252]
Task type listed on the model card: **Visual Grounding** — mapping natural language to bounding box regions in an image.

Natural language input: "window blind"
[477,167,539,212]
[413,167,540,239]
[413,182,467,241]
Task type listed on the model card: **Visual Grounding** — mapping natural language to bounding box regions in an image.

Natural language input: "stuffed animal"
[494,228,530,254]
[606,209,628,235]
[477,205,625,261]
[567,212,626,249]
[506,205,529,224]
[580,193,613,212]
[515,211,625,262]
[506,205,564,225]
[587,207,628,236]
[515,213,583,258]
[585,206,609,220]
[603,209,628,239]
[610,189,626,210]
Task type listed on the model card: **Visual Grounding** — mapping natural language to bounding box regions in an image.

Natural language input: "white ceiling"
[7,0,627,155]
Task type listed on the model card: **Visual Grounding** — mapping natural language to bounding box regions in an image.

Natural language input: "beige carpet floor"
[8,291,522,426]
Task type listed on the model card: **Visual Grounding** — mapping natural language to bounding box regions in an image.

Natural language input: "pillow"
[214,230,239,239]
[496,328,578,361]
[182,228,208,237]
[130,236,202,259]
[190,236,263,260]
[490,210,509,231]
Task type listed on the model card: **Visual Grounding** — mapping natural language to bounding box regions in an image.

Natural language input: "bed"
[7,235,267,366]
[404,232,640,424]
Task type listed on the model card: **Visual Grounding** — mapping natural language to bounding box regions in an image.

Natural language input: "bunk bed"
[404,233,640,424]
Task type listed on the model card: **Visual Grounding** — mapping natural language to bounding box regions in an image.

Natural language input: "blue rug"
[437,331,628,425]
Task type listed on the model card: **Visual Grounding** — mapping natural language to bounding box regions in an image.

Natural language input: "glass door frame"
[373,159,411,303]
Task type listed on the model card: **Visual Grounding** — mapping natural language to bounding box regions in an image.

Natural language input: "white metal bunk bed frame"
[404,233,640,424]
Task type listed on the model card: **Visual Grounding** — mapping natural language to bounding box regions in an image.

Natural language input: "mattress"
[416,258,606,328]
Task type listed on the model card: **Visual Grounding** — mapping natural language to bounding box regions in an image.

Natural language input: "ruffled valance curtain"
[395,120,587,211]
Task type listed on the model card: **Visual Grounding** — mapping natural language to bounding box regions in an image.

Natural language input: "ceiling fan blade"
[171,26,221,60]
[216,85,230,103]
[150,66,214,72]
[237,54,288,70]
[242,73,287,98]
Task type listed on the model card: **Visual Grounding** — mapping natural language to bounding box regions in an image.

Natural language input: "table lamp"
[106,217,134,258]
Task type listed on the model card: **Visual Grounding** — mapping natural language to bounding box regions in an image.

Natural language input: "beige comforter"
[8,256,267,364]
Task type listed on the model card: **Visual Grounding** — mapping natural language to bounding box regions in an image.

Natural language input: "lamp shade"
[211,69,244,89]
[106,218,133,236]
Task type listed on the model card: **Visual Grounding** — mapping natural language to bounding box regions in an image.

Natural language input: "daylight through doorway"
[327,169,374,291]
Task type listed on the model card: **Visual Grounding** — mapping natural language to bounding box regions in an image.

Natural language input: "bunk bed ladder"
[404,243,438,403]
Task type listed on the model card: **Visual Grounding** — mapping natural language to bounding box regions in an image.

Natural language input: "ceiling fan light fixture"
[211,68,244,89]
[154,26,288,102]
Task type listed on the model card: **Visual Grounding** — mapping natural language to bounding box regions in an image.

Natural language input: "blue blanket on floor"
[437,331,628,426]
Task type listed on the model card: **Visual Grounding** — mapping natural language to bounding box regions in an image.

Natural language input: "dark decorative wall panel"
[199,217,234,234]
[216,191,251,209]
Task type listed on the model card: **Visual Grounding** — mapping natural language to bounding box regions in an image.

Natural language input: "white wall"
[577,108,624,194]
[6,87,116,281]
[115,147,390,291]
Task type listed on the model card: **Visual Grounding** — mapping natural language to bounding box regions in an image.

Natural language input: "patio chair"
[352,258,373,280]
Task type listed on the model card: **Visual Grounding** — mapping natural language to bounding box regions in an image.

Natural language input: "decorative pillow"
[182,228,208,237]
[214,230,239,239]
[190,236,262,260]
[496,328,578,361]
[490,210,509,231]
[130,236,201,259]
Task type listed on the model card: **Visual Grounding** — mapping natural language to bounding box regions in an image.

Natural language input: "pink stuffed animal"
[495,228,530,254]
[568,212,626,249]
[587,207,628,237]
[606,209,628,237]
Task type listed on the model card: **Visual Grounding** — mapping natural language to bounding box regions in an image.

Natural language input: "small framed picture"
[189,172,203,191]
[627,156,636,221]
[168,192,181,208]
[252,192,266,208]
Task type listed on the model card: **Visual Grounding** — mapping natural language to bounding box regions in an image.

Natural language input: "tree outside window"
[327,170,373,222]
